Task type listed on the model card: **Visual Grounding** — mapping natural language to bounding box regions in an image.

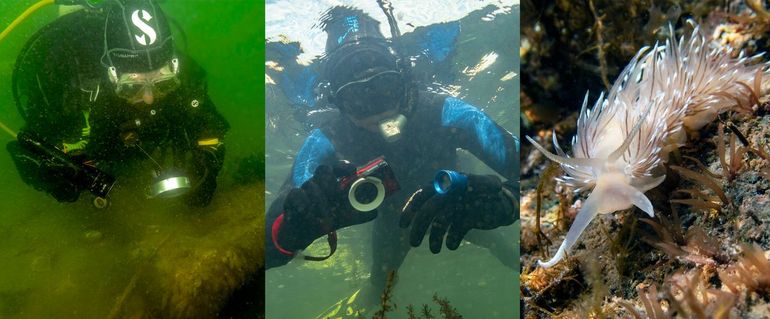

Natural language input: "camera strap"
[271,212,338,261]
[301,232,338,262]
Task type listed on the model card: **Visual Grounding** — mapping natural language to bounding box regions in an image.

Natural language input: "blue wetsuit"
[266,90,519,289]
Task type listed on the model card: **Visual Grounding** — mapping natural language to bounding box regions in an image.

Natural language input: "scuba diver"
[266,5,519,313]
[6,0,229,207]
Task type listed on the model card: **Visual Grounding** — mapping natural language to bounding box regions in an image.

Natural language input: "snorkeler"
[6,0,229,207]
[266,6,519,312]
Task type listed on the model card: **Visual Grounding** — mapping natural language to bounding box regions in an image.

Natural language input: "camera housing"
[339,157,399,212]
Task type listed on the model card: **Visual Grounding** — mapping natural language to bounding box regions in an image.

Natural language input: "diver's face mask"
[110,59,180,105]
[334,70,408,142]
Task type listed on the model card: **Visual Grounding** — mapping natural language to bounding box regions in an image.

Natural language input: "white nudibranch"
[528,22,769,268]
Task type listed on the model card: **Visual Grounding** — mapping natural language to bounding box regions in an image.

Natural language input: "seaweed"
[372,271,397,319]
[641,214,727,266]
[718,244,770,295]
[432,294,462,319]
[605,213,640,277]
[404,295,463,319]
[619,285,670,319]
[670,166,729,210]
[575,259,612,318]
[716,123,749,182]
[521,259,585,314]
[533,162,560,256]
[666,269,737,318]
[377,270,465,319]
[621,269,738,318]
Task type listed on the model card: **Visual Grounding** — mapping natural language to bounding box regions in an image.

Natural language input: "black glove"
[7,140,83,202]
[399,173,518,253]
[187,144,224,207]
[40,158,85,202]
[277,163,378,252]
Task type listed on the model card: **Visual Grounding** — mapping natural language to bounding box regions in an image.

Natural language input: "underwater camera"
[17,130,115,199]
[339,157,399,212]
[433,170,502,195]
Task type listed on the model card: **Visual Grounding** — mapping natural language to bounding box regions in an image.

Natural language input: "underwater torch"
[17,130,115,199]
[433,170,502,196]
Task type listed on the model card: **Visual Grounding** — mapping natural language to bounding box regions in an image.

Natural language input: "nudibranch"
[528,22,768,268]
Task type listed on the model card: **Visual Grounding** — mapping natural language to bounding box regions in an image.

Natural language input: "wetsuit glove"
[7,141,83,202]
[187,144,224,207]
[277,163,378,252]
[400,173,518,253]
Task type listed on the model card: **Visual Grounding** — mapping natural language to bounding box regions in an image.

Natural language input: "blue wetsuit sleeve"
[291,129,336,187]
[441,97,519,180]
[266,129,336,269]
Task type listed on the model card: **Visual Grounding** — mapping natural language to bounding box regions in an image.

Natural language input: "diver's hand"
[40,159,83,202]
[187,144,224,207]
[278,163,378,251]
[8,137,87,202]
[187,171,216,207]
[399,174,518,253]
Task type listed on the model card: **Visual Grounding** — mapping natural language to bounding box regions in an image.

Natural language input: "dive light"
[433,170,502,195]
[17,130,115,199]
[148,171,191,199]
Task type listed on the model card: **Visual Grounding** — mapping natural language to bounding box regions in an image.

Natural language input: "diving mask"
[334,70,405,119]
[112,59,180,101]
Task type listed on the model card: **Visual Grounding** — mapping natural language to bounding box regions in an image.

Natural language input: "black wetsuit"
[8,10,229,202]
[266,90,518,290]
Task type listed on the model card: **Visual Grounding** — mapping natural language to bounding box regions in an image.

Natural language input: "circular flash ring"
[348,176,386,212]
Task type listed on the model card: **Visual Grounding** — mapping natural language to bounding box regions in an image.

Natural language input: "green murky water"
[266,3,519,318]
[0,1,263,318]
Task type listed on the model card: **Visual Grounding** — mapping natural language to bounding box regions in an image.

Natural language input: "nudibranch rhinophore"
[528,22,768,268]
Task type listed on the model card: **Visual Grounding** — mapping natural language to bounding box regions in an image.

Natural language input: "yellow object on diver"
[197,138,220,146]
[0,0,55,44]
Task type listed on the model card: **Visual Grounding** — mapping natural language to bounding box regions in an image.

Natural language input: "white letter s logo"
[131,10,157,46]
